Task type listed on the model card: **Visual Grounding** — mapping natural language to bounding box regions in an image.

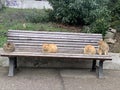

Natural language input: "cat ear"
[100,39,103,41]
[98,39,103,44]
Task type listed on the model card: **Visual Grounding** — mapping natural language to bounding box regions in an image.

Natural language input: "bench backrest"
[7,30,102,54]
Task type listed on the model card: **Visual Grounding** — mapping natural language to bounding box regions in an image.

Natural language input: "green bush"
[107,0,120,32]
[82,19,110,36]
[113,1,120,18]
[48,0,111,35]
[90,18,110,36]
[48,0,110,25]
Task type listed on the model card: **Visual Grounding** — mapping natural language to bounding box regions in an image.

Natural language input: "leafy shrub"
[48,0,111,35]
[90,18,110,36]
[82,19,110,36]
[113,1,120,19]
[48,0,110,25]
[107,0,120,32]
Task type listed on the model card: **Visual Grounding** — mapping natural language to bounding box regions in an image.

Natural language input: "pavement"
[0,67,120,90]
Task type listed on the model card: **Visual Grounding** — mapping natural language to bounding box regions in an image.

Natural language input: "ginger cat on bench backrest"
[97,39,109,55]
[84,45,96,55]
[42,43,58,53]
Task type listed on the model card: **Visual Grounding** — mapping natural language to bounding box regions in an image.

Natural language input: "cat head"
[98,39,104,45]
[6,42,15,47]
[42,43,49,51]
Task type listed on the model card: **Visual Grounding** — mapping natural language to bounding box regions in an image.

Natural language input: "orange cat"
[42,43,58,53]
[97,39,109,55]
[84,45,96,55]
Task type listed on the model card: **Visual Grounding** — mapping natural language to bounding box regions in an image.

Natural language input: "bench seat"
[1,51,111,60]
[0,30,112,78]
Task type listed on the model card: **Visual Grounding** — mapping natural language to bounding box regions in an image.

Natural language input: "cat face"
[42,43,58,53]
[97,39,109,55]
[3,42,15,52]
[98,39,104,45]
[84,45,96,55]
[42,43,49,51]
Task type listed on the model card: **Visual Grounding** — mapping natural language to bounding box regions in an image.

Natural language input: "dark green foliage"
[82,20,110,36]
[108,0,120,31]
[90,18,110,36]
[48,0,110,25]
[48,0,111,35]
[108,0,120,20]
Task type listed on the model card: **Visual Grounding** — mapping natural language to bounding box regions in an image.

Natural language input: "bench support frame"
[98,60,104,78]
[8,57,17,76]
[91,60,104,78]
[91,60,96,72]
[8,57,104,78]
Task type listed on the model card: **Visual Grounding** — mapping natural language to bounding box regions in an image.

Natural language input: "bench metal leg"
[8,57,17,76]
[91,60,96,72]
[98,61,104,78]
[14,57,17,69]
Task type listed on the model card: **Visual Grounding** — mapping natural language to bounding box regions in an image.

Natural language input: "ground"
[1,67,120,90]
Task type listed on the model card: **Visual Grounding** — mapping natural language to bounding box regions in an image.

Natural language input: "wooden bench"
[0,30,112,78]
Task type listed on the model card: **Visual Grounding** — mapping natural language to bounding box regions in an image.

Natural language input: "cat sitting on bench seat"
[84,45,96,55]
[42,43,58,53]
[97,39,109,55]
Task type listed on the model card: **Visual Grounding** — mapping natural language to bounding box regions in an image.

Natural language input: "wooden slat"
[8,29,102,36]
[14,46,89,53]
[7,35,102,41]
[8,33,102,38]
[7,30,102,40]
[8,40,99,45]
[8,40,98,47]
[15,47,83,53]
[0,51,112,60]
[8,38,101,42]
[11,42,98,47]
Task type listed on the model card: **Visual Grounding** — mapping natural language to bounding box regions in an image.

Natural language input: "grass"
[0,8,69,47]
